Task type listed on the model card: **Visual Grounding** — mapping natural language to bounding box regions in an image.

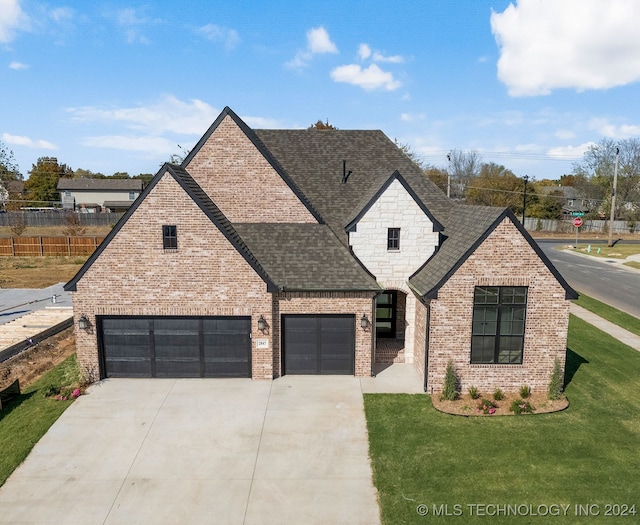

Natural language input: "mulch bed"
[431,391,569,416]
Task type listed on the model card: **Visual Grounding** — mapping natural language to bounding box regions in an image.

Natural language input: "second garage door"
[282,315,355,375]
[99,316,251,378]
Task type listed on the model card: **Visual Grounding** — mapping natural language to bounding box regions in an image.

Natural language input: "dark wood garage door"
[282,315,355,375]
[99,316,251,378]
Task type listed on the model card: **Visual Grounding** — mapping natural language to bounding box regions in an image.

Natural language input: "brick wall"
[184,115,317,224]
[275,292,375,377]
[71,172,274,381]
[426,218,570,394]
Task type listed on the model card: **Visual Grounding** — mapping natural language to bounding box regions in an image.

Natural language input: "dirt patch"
[0,256,87,288]
[432,392,568,416]
[0,327,76,390]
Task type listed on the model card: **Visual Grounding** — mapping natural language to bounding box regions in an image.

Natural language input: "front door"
[376,291,397,338]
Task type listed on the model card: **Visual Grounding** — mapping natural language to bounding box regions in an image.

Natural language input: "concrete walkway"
[570,303,640,351]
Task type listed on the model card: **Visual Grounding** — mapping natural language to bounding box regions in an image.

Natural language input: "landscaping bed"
[432,391,568,416]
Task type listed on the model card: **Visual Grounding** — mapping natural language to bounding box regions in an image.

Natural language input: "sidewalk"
[570,303,640,351]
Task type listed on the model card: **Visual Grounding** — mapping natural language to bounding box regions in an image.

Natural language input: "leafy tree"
[307,119,338,130]
[74,168,106,179]
[447,149,482,199]
[465,162,536,215]
[527,189,563,219]
[0,140,22,183]
[132,173,154,185]
[424,166,448,193]
[573,138,640,219]
[25,157,74,205]
[393,139,425,169]
[110,172,130,179]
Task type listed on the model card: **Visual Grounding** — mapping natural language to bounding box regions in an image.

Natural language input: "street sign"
[573,217,583,228]
[571,212,585,217]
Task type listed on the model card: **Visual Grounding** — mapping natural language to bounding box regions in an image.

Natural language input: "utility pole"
[446,152,452,199]
[607,147,620,247]
[522,175,529,225]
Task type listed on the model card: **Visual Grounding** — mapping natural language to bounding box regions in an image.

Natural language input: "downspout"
[424,300,430,393]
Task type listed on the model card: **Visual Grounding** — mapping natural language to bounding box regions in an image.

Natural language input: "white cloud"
[358,43,371,60]
[2,132,56,149]
[400,112,425,122]
[286,26,337,69]
[112,7,162,44]
[491,0,640,96]
[372,51,404,64]
[306,26,337,54]
[50,7,73,23]
[555,129,575,140]
[547,142,595,159]
[196,24,240,50]
[67,95,219,136]
[331,63,401,91]
[0,0,30,43]
[9,61,28,70]
[589,118,640,138]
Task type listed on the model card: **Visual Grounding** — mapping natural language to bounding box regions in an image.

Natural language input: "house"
[57,178,144,212]
[538,186,590,217]
[65,107,576,393]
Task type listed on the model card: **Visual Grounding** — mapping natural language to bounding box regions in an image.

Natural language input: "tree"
[74,168,106,179]
[465,162,536,215]
[573,138,640,219]
[527,189,563,219]
[424,166,448,193]
[110,172,130,179]
[25,157,74,205]
[447,149,482,199]
[0,140,22,184]
[132,173,154,185]
[307,119,338,130]
[394,139,425,169]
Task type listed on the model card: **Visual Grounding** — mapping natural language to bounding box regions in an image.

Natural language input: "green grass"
[624,261,640,270]
[0,355,80,487]
[365,316,640,524]
[572,243,640,259]
[574,292,640,336]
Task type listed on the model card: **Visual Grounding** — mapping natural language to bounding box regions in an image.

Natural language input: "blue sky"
[2,0,640,180]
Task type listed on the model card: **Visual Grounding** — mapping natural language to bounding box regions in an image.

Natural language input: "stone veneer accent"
[184,115,317,224]
[425,218,570,394]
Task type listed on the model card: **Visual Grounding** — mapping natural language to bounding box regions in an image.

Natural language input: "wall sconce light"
[78,315,90,330]
[257,315,267,332]
[360,314,370,330]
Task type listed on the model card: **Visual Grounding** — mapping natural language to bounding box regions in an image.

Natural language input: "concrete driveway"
[0,376,383,524]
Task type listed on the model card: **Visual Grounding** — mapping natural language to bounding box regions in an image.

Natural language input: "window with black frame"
[162,225,177,250]
[387,228,400,250]
[471,286,527,364]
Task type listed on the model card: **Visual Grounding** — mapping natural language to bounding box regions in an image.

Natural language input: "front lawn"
[574,292,640,336]
[0,355,80,487]
[365,315,640,524]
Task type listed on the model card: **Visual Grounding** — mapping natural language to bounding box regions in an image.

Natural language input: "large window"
[162,225,177,250]
[471,286,527,364]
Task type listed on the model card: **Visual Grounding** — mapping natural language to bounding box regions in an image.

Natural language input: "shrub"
[440,360,459,401]
[519,385,531,399]
[510,399,535,414]
[468,386,480,399]
[548,358,565,400]
[493,387,505,401]
[477,398,498,415]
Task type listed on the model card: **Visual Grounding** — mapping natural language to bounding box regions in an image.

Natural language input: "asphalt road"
[537,240,640,319]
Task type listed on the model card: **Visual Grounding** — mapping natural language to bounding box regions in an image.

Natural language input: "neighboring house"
[65,107,576,393]
[0,180,25,210]
[57,178,144,212]
[538,186,590,217]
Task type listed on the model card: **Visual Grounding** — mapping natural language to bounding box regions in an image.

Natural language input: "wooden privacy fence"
[0,236,105,256]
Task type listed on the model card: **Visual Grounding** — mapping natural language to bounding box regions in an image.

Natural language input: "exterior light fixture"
[257,315,267,332]
[360,314,370,330]
[78,315,90,330]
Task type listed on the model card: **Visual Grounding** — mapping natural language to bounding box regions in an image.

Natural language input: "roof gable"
[64,164,277,292]
[182,107,324,224]
[408,207,577,301]
[345,171,444,232]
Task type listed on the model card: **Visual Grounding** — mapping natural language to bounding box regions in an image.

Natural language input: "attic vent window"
[162,225,177,250]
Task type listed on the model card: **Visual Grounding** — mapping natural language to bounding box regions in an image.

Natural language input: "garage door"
[282,315,355,375]
[99,316,251,378]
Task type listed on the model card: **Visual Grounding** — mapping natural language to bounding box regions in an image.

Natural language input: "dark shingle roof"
[233,223,380,291]
[254,129,452,242]
[409,206,577,300]
[57,178,143,191]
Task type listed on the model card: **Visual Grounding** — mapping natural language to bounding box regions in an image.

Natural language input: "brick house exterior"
[65,107,576,393]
